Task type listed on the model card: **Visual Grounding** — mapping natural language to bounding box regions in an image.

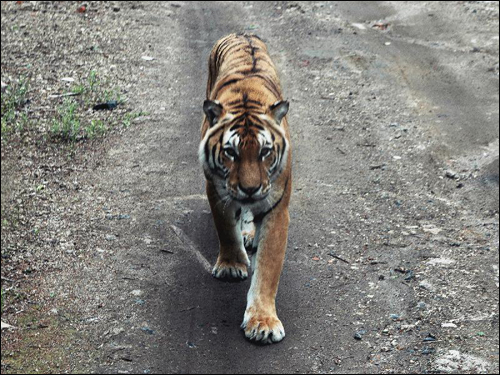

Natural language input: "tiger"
[199,33,292,344]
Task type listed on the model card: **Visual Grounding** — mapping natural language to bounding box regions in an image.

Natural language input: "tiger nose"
[239,184,261,197]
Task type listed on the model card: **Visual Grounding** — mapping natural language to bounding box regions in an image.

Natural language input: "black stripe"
[230,124,243,132]
[254,177,289,223]
[216,78,242,94]
[217,38,235,66]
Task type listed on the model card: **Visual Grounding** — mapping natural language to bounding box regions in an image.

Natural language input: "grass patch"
[1,71,142,145]
[1,77,30,136]
[50,99,81,142]
[85,119,107,139]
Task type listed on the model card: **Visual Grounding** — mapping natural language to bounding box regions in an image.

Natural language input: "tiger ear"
[269,100,289,125]
[203,100,223,127]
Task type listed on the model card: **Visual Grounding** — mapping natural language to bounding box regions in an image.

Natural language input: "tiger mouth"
[231,192,269,204]
[238,197,264,204]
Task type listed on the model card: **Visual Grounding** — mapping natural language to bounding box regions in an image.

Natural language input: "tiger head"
[199,99,289,204]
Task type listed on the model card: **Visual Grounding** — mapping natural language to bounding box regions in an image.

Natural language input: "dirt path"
[2,1,498,374]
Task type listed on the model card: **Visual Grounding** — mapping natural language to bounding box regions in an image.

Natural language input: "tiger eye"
[224,148,237,158]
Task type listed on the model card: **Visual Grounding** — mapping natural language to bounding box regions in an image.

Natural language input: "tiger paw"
[212,260,248,281]
[242,228,255,251]
[241,309,285,344]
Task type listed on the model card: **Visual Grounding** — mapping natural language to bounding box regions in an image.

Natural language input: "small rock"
[404,270,415,281]
[419,280,436,292]
[1,322,15,330]
[427,257,455,266]
[141,327,155,335]
[390,314,401,320]
[354,329,366,340]
[112,327,125,335]
[445,169,459,180]
[131,290,143,296]
[422,346,435,355]
[105,234,117,241]
[351,23,367,30]
[423,333,437,342]
[442,322,458,328]
[141,56,155,61]
[422,225,442,235]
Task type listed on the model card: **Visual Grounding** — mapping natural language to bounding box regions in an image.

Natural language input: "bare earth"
[1,1,498,374]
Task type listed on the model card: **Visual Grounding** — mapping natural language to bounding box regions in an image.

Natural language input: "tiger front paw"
[212,259,248,281]
[241,309,285,344]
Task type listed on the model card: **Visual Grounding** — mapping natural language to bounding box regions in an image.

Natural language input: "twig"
[48,92,81,99]
[328,252,350,264]
[179,306,197,312]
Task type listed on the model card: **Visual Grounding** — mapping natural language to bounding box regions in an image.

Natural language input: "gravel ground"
[1,1,498,374]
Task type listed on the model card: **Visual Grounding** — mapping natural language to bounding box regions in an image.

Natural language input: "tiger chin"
[199,33,292,345]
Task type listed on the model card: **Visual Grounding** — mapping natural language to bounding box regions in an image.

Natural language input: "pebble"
[131,290,143,296]
[445,169,459,179]
[1,322,15,330]
[354,329,366,340]
[141,327,155,335]
[422,225,442,235]
[417,301,427,310]
[423,333,437,342]
[112,327,125,335]
[442,322,458,328]
[105,234,117,241]
[419,280,436,292]
[422,346,435,355]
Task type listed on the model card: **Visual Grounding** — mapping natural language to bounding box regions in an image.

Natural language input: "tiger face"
[199,98,289,205]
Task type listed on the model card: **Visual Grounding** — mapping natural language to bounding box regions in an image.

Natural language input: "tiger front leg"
[207,182,250,281]
[241,207,289,344]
